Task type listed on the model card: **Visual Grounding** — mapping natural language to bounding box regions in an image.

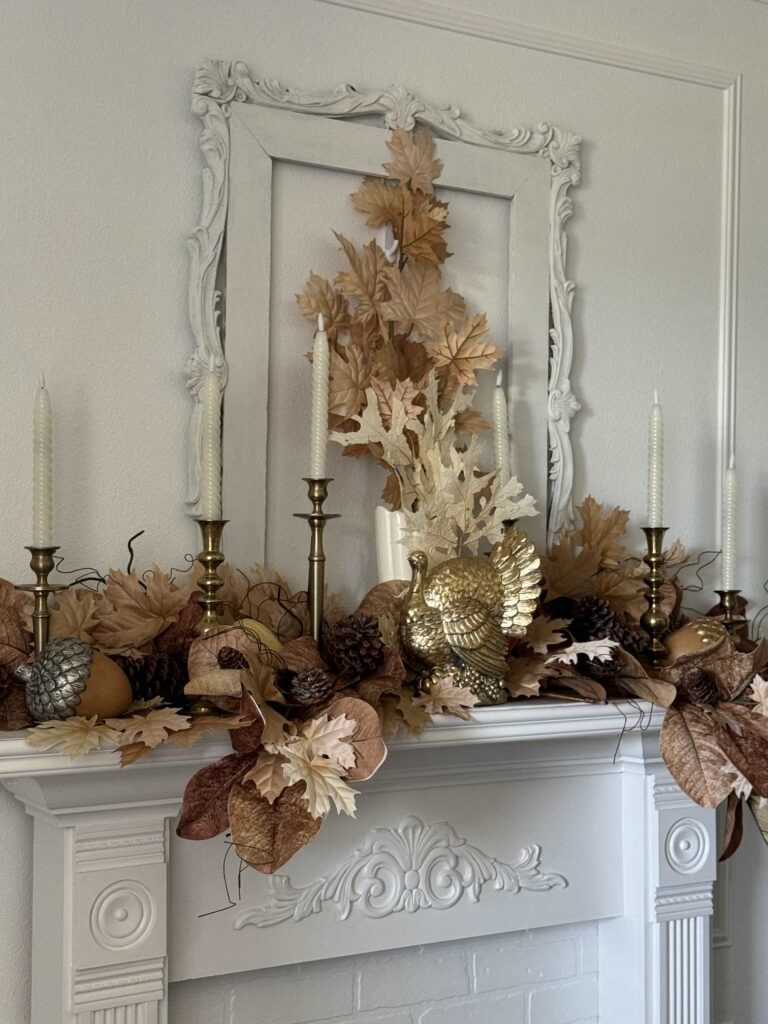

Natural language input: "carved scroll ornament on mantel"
[186,58,581,543]
[234,816,567,928]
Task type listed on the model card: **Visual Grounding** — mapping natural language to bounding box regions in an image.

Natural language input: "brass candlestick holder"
[189,519,228,717]
[715,588,748,638]
[640,526,669,667]
[18,546,66,655]
[295,479,340,644]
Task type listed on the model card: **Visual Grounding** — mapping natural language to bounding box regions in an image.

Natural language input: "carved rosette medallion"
[89,880,156,950]
[665,817,710,875]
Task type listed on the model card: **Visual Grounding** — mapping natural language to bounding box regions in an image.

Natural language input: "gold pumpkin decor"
[400,526,541,705]
[664,619,728,663]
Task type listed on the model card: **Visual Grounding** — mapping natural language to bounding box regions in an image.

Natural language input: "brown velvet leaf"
[0,680,33,730]
[656,637,754,702]
[0,608,33,675]
[720,792,744,862]
[611,650,677,708]
[230,689,265,754]
[713,703,768,799]
[281,636,328,675]
[748,794,768,849]
[228,781,321,873]
[659,704,733,808]
[327,695,387,781]
[176,751,259,840]
[355,646,406,707]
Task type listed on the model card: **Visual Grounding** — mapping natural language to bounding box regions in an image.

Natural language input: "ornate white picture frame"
[186,59,581,557]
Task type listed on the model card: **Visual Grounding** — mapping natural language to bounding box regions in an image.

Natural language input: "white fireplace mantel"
[0,701,716,1024]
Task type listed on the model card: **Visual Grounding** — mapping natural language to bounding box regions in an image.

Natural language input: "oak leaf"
[522,616,571,655]
[547,639,619,666]
[95,568,189,651]
[176,751,260,840]
[413,677,479,721]
[295,273,348,339]
[26,716,117,758]
[327,695,387,781]
[228,781,321,873]
[380,263,465,341]
[383,127,443,193]
[244,750,290,805]
[426,315,500,391]
[334,235,390,323]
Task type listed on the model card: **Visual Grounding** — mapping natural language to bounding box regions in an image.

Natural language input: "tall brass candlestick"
[640,526,669,666]
[714,588,748,638]
[295,479,339,644]
[195,520,227,636]
[19,546,66,655]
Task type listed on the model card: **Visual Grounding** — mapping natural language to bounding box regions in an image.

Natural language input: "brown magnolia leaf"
[327,695,387,781]
[356,645,406,707]
[748,794,768,849]
[610,649,676,708]
[0,580,33,633]
[329,342,372,422]
[0,607,33,674]
[541,537,602,601]
[371,377,423,428]
[657,640,755,702]
[380,263,465,341]
[660,704,733,808]
[334,235,390,323]
[280,637,328,675]
[350,177,407,226]
[714,703,768,798]
[184,668,242,697]
[176,751,260,840]
[95,568,190,652]
[154,593,204,657]
[164,714,247,748]
[357,581,409,649]
[454,408,491,437]
[539,670,607,704]
[228,781,321,873]
[295,273,348,339]
[720,792,744,861]
[505,653,546,698]
[572,496,630,565]
[0,679,33,730]
[522,616,571,655]
[230,689,265,754]
[426,315,500,391]
[383,127,443,193]
[49,588,104,644]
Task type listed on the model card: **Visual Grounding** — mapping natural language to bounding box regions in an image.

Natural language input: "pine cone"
[113,652,188,703]
[218,646,248,670]
[570,596,646,657]
[677,666,719,706]
[278,667,334,707]
[323,613,384,680]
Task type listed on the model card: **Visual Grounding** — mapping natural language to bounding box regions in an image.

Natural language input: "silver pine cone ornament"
[16,637,93,722]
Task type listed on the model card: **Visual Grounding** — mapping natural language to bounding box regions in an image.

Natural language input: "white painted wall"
[1,0,767,1021]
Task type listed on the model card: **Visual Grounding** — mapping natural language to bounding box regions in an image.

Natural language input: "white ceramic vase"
[375,506,411,582]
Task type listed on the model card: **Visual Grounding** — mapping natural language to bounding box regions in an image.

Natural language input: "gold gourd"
[400,526,541,704]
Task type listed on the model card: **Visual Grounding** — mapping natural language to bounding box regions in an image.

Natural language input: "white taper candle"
[32,373,53,547]
[722,455,736,590]
[309,313,330,479]
[493,369,511,486]
[648,389,664,527]
[200,369,222,520]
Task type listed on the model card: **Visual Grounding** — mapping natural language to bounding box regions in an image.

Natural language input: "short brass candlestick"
[18,546,66,655]
[641,526,669,666]
[715,588,748,638]
[295,479,340,644]
[190,519,227,717]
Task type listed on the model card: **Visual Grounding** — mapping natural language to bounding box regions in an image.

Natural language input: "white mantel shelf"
[0,701,715,1024]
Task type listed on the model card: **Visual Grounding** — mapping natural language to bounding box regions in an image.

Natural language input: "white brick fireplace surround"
[0,701,716,1024]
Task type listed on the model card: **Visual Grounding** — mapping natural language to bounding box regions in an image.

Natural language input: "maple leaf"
[383,127,443,193]
[541,536,602,600]
[380,263,465,341]
[244,750,290,804]
[505,654,547,699]
[334,235,390,324]
[454,408,491,437]
[242,654,293,746]
[295,273,348,339]
[750,675,768,716]
[299,714,356,768]
[164,715,247,748]
[50,588,105,644]
[95,568,190,651]
[326,696,388,781]
[329,342,372,421]
[371,376,423,427]
[350,176,407,226]
[426,315,501,392]
[395,689,432,734]
[593,567,646,619]
[523,616,571,655]
[572,496,630,566]
[26,716,118,758]
[547,639,620,666]
[280,745,359,818]
[105,707,191,749]
[664,539,690,568]
[414,677,479,721]
[400,194,450,264]
[373,336,430,385]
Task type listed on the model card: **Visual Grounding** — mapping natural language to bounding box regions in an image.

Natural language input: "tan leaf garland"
[334,234,390,323]
[95,568,190,651]
[26,716,118,758]
[426,315,501,392]
[383,127,443,194]
[295,273,348,339]
[413,677,479,721]
[380,263,465,341]
[329,342,373,422]
[50,589,106,644]
[228,781,321,873]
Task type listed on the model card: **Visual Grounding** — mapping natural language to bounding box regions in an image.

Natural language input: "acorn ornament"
[17,637,133,723]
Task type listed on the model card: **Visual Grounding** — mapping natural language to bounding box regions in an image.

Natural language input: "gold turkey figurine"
[401,526,541,705]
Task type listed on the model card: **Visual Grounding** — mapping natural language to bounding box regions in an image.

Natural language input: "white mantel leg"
[6,775,174,1024]
[600,737,716,1024]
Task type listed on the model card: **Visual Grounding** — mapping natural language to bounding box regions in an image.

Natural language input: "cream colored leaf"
[244,750,290,804]
[380,263,465,341]
[414,677,479,721]
[26,716,118,758]
[505,654,547,699]
[523,616,571,655]
[396,690,433,734]
[242,654,293,746]
[383,127,443,193]
[50,588,105,643]
[331,385,414,469]
[334,235,390,323]
[105,707,191,749]
[547,639,620,666]
[426,315,500,390]
[295,273,348,339]
[350,177,407,226]
[370,377,423,427]
[95,568,190,651]
[279,746,359,818]
[329,342,372,421]
[300,714,356,768]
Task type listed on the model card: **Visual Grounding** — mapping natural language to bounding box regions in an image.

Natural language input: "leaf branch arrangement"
[296,127,536,563]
